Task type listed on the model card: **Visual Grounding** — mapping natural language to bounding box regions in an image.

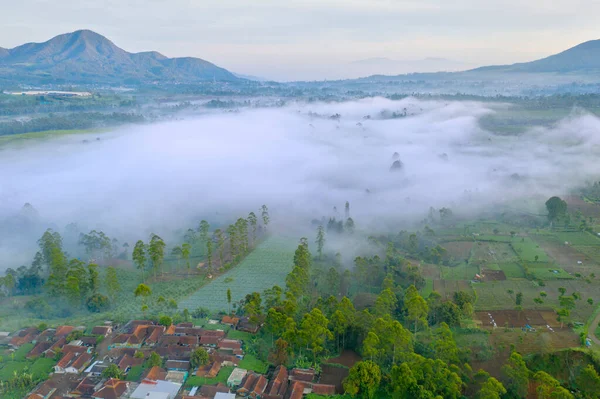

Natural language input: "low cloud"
[1,97,599,268]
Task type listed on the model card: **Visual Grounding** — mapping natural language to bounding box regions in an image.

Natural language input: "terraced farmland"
[180,236,297,312]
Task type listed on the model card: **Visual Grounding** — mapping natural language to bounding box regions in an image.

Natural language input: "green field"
[0,128,107,146]
[441,264,480,280]
[498,262,525,279]
[555,232,600,246]
[238,354,268,373]
[180,236,296,312]
[185,366,234,387]
[511,237,549,262]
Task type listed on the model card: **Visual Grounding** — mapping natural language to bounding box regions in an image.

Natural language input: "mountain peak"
[0,29,240,84]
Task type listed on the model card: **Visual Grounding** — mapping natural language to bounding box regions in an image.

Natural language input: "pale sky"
[2,0,600,80]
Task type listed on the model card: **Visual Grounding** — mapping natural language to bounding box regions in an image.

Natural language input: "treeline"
[0,112,144,135]
[232,239,594,398]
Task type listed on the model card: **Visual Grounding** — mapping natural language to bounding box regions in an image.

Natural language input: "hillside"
[471,39,600,74]
[0,30,240,84]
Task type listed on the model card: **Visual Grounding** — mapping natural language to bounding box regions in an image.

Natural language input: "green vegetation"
[239,354,268,373]
[185,366,234,387]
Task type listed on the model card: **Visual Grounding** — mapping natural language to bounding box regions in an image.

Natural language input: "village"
[3,315,337,399]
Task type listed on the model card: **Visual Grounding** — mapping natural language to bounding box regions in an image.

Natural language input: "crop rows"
[180,236,297,312]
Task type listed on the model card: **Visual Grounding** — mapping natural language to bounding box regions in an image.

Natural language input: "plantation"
[180,236,296,312]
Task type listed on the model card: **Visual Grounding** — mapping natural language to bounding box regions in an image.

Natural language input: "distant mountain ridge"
[0,30,240,84]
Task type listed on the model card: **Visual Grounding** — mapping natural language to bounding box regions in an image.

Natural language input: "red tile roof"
[251,375,268,397]
[311,383,336,395]
[144,366,168,381]
[56,352,76,368]
[92,378,129,399]
[218,339,242,351]
[71,352,93,370]
[288,381,305,399]
[200,382,229,398]
[92,326,112,336]
[200,336,221,346]
[27,342,52,359]
[55,326,75,338]
[238,373,258,393]
[290,368,314,382]
[73,377,97,396]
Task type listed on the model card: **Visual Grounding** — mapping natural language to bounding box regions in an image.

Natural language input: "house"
[218,339,242,352]
[265,365,288,399]
[116,353,143,373]
[27,342,52,359]
[237,373,258,396]
[44,337,66,358]
[10,327,39,347]
[227,368,248,388]
[86,360,110,377]
[238,318,260,334]
[26,379,57,399]
[221,316,240,327]
[54,326,75,339]
[165,360,190,371]
[287,381,306,399]
[196,362,221,378]
[92,378,129,399]
[200,335,221,347]
[54,351,93,374]
[311,383,336,395]
[71,376,98,396]
[91,326,113,337]
[249,375,268,399]
[144,366,168,381]
[290,368,314,382]
[129,379,182,399]
[198,383,229,398]
[213,352,241,367]
[145,325,166,346]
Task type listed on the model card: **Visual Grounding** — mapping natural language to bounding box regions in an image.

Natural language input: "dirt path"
[588,311,600,346]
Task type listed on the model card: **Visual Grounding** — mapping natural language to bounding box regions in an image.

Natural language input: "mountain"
[348,57,473,76]
[0,30,240,85]
[470,39,600,74]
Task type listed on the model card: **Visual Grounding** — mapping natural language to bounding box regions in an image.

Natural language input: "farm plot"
[564,196,600,218]
[533,234,598,273]
[555,231,600,246]
[441,264,480,280]
[443,241,474,261]
[433,280,472,299]
[488,330,579,355]
[511,237,549,262]
[498,262,525,278]
[470,242,517,266]
[180,236,296,312]
[475,310,558,329]
[474,280,600,322]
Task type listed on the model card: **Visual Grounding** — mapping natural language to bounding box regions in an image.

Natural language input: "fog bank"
[1,97,600,268]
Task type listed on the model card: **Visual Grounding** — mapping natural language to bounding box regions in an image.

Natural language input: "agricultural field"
[180,236,297,312]
[473,279,600,321]
[440,264,480,280]
[433,279,472,300]
[510,237,549,262]
[442,241,473,261]
[470,241,517,266]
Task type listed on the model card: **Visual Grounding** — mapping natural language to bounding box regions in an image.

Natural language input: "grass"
[555,232,600,246]
[12,343,34,361]
[0,128,107,146]
[498,262,526,279]
[185,366,234,387]
[126,365,146,381]
[0,361,31,380]
[421,278,434,297]
[239,354,268,374]
[441,264,480,280]
[511,237,549,262]
[227,329,255,341]
[526,267,572,280]
[180,236,297,312]
[29,357,55,377]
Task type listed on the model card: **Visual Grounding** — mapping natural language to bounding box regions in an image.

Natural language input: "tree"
[248,212,258,243]
[345,201,350,218]
[316,225,325,259]
[345,218,355,234]
[299,308,333,362]
[343,360,381,399]
[206,239,213,272]
[261,205,270,228]
[215,229,225,268]
[159,315,173,327]
[190,347,210,368]
[87,263,99,293]
[171,245,182,271]
[477,377,507,399]
[362,332,380,362]
[374,288,396,317]
[577,364,600,398]
[269,338,290,366]
[147,352,162,368]
[86,293,110,312]
[148,234,166,277]
[404,285,428,333]
[181,243,191,276]
[558,287,566,296]
[533,371,574,399]
[105,266,121,302]
[65,275,81,305]
[545,196,567,222]
[199,220,210,243]
[102,363,124,379]
[433,322,459,364]
[227,288,232,314]
[134,283,152,303]
[132,241,147,282]
[515,292,523,306]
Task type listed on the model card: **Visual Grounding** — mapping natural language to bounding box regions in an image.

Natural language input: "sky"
[2,0,600,80]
